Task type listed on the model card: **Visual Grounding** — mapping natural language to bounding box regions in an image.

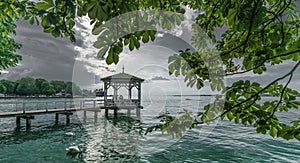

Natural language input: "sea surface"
[0,93,300,162]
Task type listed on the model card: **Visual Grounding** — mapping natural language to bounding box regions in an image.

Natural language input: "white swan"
[65,132,75,136]
[66,145,82,154]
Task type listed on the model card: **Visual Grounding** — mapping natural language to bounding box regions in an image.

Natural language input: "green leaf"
[227,111,234,121]
[88,5,98,19]
[29,17,34,25]
[70,35,76,42]
[35,2,52,10]
[93,40,106,49]
[48,13,58,24]
[44,0,54,6]
[270,126,277,138]
[67,20,75,29]
[234,114,240,124]
[133,37,140,49]
[97,45,109,58]
[51,28,60,37]
[113,52,119,64]
[227,8,237,25]
[149,30,156,41]
[293,53,300,61]
[142,31,149,43]
[92,26,105,35]
[84,1,97,12]
[124,38,130,45]
[196,79,203,89]
[106,49,114,64]
[41,17,51,28]
[129,38,134,51]
[295,134,300,141]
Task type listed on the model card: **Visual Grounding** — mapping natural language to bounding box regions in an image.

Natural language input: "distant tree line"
[0,77,92,97]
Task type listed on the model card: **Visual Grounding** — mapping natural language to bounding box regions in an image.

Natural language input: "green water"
[0,96,300,162]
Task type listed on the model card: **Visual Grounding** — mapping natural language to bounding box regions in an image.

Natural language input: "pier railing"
[0,99,104,114]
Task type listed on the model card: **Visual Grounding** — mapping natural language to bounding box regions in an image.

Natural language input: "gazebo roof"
[101,72,144,82]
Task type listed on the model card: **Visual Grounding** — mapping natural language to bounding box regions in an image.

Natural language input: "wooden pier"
[0,99,142,129]
[0,69,145,130]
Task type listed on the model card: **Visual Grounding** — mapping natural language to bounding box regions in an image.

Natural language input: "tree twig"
[243,0,259,52]
[225,49,300,76]
[197,61,300,124]
[265,71,293,121]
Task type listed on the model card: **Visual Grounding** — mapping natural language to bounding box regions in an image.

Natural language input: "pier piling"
[114,108,118,116]
[15,115,34,130]
[55,113,59,124]
[105,109,108,117]
[136,108,141,117]
[127,108,131,116]
[16,117,21,128]
[66,114,70,125]
[25,117,32,130]
[83,111,87,123]
[94,111,98,123]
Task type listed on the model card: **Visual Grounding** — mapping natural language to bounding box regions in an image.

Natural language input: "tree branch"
[242,95,259,111]
[225,49,300,76]
[265,71,293,121]
[243,0,259,52]
[205,1,220,32]
[197,61,300,124]
[219,0,292,59]
[263,0,291,28]
[159,0,163,10]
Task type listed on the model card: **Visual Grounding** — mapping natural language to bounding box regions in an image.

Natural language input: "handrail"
[0,98,140,115]
[0,99,104,105]
[0,99,104,113]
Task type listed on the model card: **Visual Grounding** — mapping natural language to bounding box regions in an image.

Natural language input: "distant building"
[55,89,66,97]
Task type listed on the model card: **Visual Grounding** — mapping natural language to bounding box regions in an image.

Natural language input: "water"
[0,95,300,162]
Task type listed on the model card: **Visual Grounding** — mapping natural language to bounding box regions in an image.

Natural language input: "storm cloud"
[1,8,299,92]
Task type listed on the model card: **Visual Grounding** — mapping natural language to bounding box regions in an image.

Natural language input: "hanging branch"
[265,72,294,122]
[196,61,300,124]
[225,49,300,76]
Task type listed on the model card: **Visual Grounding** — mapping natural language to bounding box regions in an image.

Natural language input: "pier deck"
[0,99,142,129]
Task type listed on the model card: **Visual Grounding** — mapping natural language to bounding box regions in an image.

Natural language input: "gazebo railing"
[105,99,140,106]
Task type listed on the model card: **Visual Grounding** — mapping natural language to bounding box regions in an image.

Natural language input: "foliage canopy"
[1,0,300,140]
[0,78,82,96]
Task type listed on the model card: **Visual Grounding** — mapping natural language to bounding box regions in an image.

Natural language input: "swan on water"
[66,145,82,154]
[65,132,75,136]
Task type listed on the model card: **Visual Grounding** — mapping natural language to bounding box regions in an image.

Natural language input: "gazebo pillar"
[104,81,108,106]
[138,82,141,106]
[128,86,132,100]
[113,85,117,105]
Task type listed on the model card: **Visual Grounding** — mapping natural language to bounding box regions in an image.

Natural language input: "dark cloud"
[1,8,299,92]
[1,19,84,82]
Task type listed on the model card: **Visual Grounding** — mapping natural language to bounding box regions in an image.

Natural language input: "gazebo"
[100,67,144,116]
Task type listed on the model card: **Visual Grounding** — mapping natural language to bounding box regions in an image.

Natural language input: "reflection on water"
[0,114,144,162]
[84,116,143,162]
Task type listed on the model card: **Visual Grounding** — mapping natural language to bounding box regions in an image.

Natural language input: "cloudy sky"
[1,6,300,94]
